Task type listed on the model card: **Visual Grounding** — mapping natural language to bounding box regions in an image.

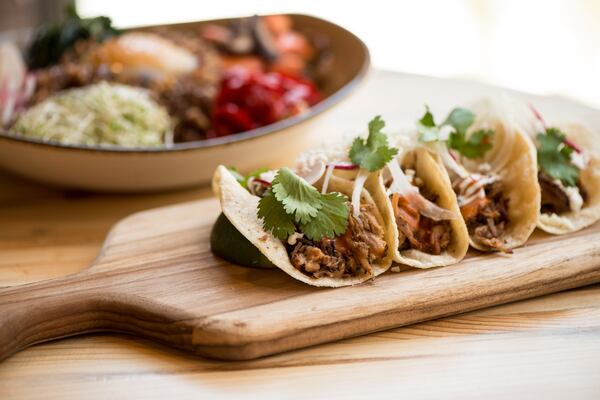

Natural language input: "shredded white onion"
[429,141,469,179]
[454,173,498,206]
[387,157,417,196]
[387,158,457,221]
[438,124,455,141]
[351,169,369,218]
[413,195,457,220]
[298,159,326,185]
[321,162,336,194]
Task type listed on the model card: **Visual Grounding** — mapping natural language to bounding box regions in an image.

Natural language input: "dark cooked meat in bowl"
[2,9,329,147]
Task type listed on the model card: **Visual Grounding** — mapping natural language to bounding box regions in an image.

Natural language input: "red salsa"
[210,68,321,137]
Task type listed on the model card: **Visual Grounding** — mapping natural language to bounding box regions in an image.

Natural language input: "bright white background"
[78,0,600,108]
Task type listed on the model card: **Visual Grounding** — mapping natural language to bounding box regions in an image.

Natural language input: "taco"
[417,98,540,252]
[375,143,469,267]
[212,164,394,287]
[514,104,600,234]
[295,117,468,268]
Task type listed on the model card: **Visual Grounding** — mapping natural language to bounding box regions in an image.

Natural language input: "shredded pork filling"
[289,203,387,279]
[386,164,452,256]
[538,171,587,215]
[459,180,510,251]
[390,190,451,255]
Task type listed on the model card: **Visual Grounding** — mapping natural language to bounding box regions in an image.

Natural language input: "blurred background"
[2,0,599,108]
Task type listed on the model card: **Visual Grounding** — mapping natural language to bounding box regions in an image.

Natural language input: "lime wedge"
[210,213,275,269]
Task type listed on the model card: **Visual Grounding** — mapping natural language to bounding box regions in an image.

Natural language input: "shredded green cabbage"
[12,82,173,147]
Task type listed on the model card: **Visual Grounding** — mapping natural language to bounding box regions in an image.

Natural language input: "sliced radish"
[528,104,547,128]
[253,178,272,187]
[332,162,358,170]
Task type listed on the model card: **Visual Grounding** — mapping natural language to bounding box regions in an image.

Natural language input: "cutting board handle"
[0,272,108,361]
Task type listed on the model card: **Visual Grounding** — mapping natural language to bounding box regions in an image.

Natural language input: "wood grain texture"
[2,69,600,398]
[1,195,600,362]
[1,286,600,400]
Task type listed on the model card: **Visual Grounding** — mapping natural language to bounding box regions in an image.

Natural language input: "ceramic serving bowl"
[0,14,370,192]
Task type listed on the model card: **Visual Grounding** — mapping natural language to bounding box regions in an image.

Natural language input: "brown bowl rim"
[0,13,370,154]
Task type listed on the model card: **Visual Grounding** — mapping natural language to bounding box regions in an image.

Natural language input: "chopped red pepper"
[528,103,547,128]
[210,68,321,137]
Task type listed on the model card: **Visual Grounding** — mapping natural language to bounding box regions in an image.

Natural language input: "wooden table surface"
[1,72,600,399]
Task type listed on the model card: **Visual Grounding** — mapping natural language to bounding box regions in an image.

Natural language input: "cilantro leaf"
[257,168,350,241]
[416,106,443,142]
[443,108,475,136]
[349,116,398,171]
[257,191,296,240]
[419,106,436,127]
[271,167,321,224]
[299,192,349,241]
[416,106,494,159]
[444,107,493,158]
[537,127,580,186]
[369,115,387,138]
[448,128,494,159]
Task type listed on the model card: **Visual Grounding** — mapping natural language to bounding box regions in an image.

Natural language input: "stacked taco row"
[211,96,600,287]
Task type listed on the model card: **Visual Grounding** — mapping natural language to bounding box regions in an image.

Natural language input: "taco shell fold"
[367,147,470,268]
[536,122,600,234]
[212,165,393,287]
[464,100,540,251]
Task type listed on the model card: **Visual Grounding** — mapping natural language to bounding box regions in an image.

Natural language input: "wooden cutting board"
[1,198,600,362]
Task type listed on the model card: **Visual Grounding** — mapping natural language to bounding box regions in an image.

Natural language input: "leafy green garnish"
[419,107,436,127]
[298,193,349,240]
[416,106,441,142]
[26,2,120,69]
[537,128,580,187]
[448,127,494,159]
[257,168,349,241]
[444,108,493,159]
[227,166,270,188]
[416,106,494,159]
[349,116,398,171]
[443,108,475,136]
[257,192,297,240]
[271,168,321,224]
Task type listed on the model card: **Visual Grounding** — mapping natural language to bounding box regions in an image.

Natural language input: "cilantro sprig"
[444,108,494,158]
[349,116,398,171]
[257,192,296,240]
[271,168,321,224]
[537,127,580,186]
[257,168,349,241]
[416,106,440,142]
[416,106,494,159]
